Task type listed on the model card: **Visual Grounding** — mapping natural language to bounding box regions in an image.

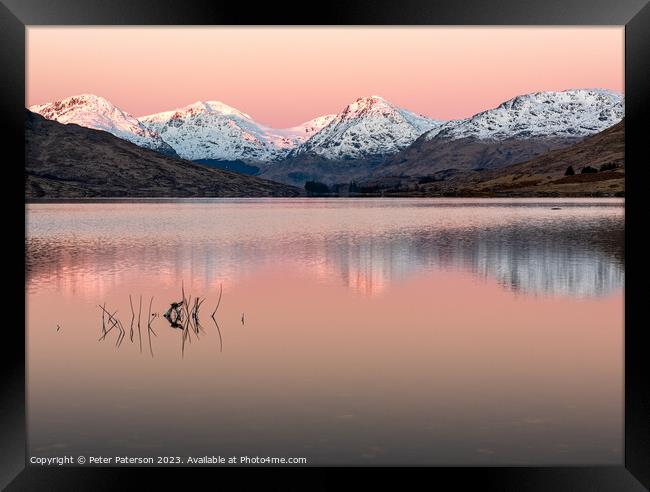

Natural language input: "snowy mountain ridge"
[424,89,624,141]
[293,95,444,160]
[28,94,178,157]
[140,101,336,162]
[29,89,624,167]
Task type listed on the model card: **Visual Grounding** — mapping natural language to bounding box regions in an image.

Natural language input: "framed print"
[2,0,649,489]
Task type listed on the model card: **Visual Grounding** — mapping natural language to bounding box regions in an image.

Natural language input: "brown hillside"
[25,110,300,199]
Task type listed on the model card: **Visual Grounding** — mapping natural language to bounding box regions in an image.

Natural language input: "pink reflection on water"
[26,199,624,464]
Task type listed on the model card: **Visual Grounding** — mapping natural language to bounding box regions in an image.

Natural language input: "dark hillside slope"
[416,120,624,197]
[25,110,300,198]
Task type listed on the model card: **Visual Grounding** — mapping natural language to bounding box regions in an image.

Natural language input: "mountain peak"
[179,100,252,120]
[30,93,122,117]
[139,100,314,162]
[139,100,253,124]
[29,94,178,157]
[293,96,442,160]
[55,93,109,103]
[341,95,395,118]
[495,88,622,112]
[356,95,387,103]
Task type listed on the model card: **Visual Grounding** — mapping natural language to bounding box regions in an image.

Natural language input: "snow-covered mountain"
[424,89,624,141]
[28,94,178,157]
[373,89,625,179]
[140,102,336,162]
[29,89,624,182]
[293,95,443,160]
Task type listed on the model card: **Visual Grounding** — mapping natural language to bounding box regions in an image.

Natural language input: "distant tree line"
[417,175,441,184]
[305,179,425,196]
[349,181,383,194]
[564,162,619,176]
[304,181,330,195]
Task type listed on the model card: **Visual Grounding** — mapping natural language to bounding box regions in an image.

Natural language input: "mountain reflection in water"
[27,198,623,298]
[25,198,624,465]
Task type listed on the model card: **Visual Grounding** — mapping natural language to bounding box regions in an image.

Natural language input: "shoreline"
[25,195,626,204]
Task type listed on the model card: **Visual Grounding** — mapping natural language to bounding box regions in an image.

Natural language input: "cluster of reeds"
[97,283,223,358]
[175,282,223,357]
[98,302,126,347]
[98,295,157,356]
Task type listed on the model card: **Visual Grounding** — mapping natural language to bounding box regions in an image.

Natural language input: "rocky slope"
[25,111,300,198]
[416,119,625,197]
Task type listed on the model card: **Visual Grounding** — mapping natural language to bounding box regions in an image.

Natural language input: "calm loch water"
[26,198,624,465]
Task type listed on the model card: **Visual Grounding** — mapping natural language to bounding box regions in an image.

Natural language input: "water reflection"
[25,199,624,465]
[26,199,624,298]
[315,220,623,297]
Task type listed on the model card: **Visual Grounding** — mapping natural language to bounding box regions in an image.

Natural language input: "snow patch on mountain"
[425,89,624,141]
[294,95,443,160]
[28,94,177,156]
[140,102,336,162]
[271,114,338,146]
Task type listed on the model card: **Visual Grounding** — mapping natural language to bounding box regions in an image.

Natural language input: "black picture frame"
[3,1,648,489]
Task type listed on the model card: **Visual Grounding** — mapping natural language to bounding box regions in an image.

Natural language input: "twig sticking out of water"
[137,295,143,354]
[181,284,192,357]
[97,305,121,343]
[97,303,125,347]
[211,284,223,319]
[178,283,210,357]
[147,296,155,357]
[97,306,117,340]
[149,314,158,337]
[211,284,223,353]
[186,294,195,337]
[129,294,135,343]
[101,302,106,336]
[115,316,126,348]
[192,297,206,335]
[56,324,61,332]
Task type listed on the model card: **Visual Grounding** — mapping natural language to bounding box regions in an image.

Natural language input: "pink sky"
[26,27,623,128]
